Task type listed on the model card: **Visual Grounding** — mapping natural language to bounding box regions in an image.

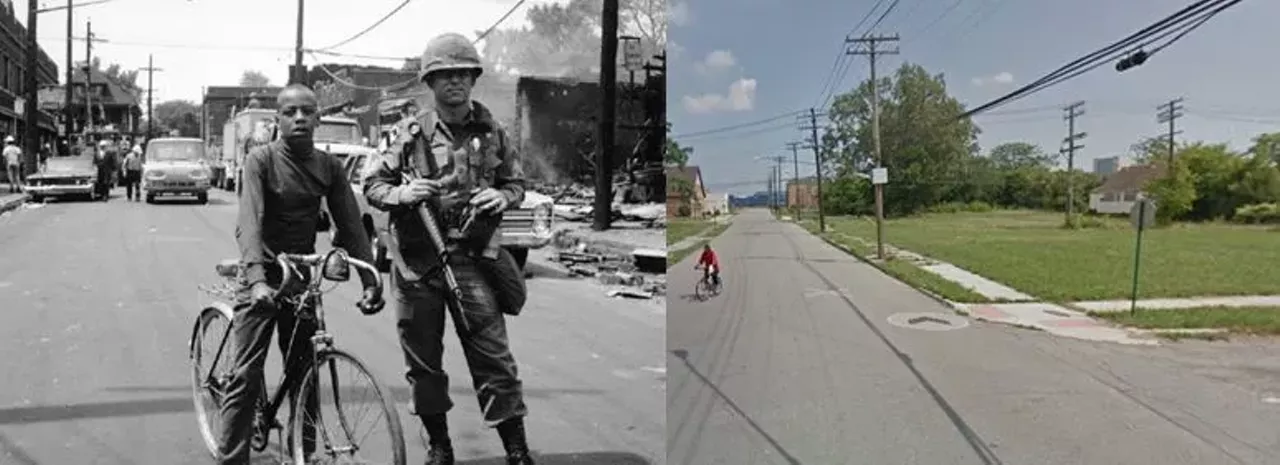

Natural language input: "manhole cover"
[886,312,969,331]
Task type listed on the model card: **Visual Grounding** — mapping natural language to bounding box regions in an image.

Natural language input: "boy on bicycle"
[696,244,721,287]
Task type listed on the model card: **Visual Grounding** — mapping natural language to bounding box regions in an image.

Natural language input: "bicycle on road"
[694,264,722,301]
[190,249,406,465]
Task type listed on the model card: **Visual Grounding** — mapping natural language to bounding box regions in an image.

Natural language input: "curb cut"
[0,194,28,215]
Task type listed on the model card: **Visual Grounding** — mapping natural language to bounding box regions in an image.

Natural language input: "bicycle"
[694,265,722,301]
[189,248,406,465]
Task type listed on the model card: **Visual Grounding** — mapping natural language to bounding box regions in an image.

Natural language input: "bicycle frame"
[200,250,381,444]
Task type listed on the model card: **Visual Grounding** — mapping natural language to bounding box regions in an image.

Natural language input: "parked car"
[341,152,555,272]
[142,137,212,204]
[22,155,102,202]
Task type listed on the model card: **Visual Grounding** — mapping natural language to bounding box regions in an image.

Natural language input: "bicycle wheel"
[290,349,406,465]
[695,279,709,300]
[190,306,236,458]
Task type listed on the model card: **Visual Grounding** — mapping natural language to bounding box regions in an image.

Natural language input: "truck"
[219,108,277,193]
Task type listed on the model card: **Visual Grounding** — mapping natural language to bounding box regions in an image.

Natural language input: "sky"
[667,0,1280,196]
[17,0,570,106]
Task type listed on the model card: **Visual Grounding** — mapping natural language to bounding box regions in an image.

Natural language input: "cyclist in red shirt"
[695,244,721,287]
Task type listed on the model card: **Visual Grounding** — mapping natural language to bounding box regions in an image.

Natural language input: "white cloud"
[668,40,685,58]
[683,78,757,114]
[694,50,736,74]
[670,1,691,26]
[971,71,1015,87]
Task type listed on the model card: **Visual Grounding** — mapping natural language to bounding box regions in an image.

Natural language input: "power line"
[475,0,530,44]
[959,0,1239,118]
[671,110,806,139]
[317,0,414,51]
[812,0,887,108]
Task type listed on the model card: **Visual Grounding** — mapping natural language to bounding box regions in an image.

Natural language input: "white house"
[705,192,730,216]
[1088,164,1162,214]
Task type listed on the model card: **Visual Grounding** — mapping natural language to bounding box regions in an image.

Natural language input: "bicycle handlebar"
[275,250,383,298]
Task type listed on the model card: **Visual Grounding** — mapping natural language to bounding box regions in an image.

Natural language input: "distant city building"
[1093,156,1120,175]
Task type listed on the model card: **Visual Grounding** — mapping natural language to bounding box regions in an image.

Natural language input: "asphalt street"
[0,188,664,465]
[667,208,1280,465]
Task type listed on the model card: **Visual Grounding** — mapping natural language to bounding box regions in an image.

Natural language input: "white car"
[142,137,212,204]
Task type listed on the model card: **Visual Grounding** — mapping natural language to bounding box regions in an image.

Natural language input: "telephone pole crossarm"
[1062,101,1087,225]
[846,33,899,259]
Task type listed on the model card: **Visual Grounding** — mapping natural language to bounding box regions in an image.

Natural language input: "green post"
[1129,200,1146,315]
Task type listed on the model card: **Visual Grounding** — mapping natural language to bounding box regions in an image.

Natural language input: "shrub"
[1234,203,1280,225]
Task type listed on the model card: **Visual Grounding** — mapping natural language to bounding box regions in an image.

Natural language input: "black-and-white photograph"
[0,0,666,463]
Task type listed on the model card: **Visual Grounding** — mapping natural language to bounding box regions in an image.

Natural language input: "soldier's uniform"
[362,33,533,465]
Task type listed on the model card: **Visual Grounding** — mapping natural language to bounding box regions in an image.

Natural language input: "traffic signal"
[1115,50,1150,72]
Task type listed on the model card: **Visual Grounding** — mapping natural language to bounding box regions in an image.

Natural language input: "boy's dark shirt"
[235,139,376,288]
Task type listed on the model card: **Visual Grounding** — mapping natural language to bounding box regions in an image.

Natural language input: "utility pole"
[786,141,800,207]
[141,55,162,142]
[761,155,787,209]
[1157,98,1184,176]
[64,0,72,149]
[1062,101,1086,224]
[83,19,92,140]
[293,0,305,85]
[594,0,619,230]
[798,108,826,232]
[767,167,775,210]
[848,34,898,259]
[22,0,38,175]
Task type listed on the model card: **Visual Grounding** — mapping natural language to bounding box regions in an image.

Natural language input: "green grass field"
[668,219,712,246]
[822,210,1280,301]
[668,222,731,267]
[1094,306,1280,336]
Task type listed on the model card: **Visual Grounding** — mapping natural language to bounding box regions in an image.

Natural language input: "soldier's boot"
[422,414,454,465]
[497,418,533,464]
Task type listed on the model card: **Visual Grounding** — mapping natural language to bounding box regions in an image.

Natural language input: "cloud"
[693,50,736,74]
[668,40,685,58]
[971,71,1015,87]
[670,1,691,26]
[683,78,757,114]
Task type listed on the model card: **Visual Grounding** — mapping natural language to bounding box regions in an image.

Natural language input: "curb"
[812,233,974,315]
[0,193,28,215]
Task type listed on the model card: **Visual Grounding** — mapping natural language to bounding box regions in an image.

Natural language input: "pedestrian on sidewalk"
[365,32,533,465]
[122,144,143,201]
[4,136,22,193]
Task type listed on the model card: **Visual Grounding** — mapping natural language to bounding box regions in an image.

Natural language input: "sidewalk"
[798,219,1280,346]
[0,182,28,215]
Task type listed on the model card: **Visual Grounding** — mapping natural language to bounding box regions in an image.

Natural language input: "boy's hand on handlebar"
[250,282,274,307]
[357,286,385,315]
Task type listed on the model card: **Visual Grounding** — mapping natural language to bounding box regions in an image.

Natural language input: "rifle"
[400,167,475,335]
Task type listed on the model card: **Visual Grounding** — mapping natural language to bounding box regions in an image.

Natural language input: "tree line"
[664,61,1280,225]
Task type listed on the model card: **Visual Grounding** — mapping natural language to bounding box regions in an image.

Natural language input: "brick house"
[787,178,820,208]
[666,165,706,218]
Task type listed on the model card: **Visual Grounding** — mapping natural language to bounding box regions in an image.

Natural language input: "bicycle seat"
[215,259,241,278]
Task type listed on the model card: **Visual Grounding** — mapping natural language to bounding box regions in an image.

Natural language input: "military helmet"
[419,33,483,82]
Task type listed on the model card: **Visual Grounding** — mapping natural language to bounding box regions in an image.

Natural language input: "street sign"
[38,87,64,110]
[13,97,23,116]
[871,167,888,185]
[621,37,644,71]
[1129,198,1157,230]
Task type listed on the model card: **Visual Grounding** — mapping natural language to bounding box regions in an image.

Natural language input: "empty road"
[0,188,663,465]
[667,208,1280,465]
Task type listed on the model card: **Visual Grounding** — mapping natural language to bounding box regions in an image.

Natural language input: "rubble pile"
[552,234,666,300]
[537,183,665,228]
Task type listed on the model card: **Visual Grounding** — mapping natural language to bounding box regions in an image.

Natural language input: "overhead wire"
[812,0,886,109]
[316,0,414,51]
[959,0,1240,118]
[821,0,904,109]
[671,110,806,139]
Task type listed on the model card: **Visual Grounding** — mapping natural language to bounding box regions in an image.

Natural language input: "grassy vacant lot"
[824,210,1280,301]
[668,219,712,246]
[806,224,992,303]
[668,222,730,267]
[1094,306,1280,337]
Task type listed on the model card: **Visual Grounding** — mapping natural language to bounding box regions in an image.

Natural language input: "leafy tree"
[477,0,664,78]
[664,124,690,167]
[669,176,695,215]
[240,70,271,87]
[1248,132,1280,164]
[151,100,201,137]
[824,62,980,216]
[988,142,1054,169]
[822,176,872,215]
[1144,160,1197,224]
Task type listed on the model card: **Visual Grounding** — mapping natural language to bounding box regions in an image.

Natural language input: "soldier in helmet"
[363,33,533,465]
